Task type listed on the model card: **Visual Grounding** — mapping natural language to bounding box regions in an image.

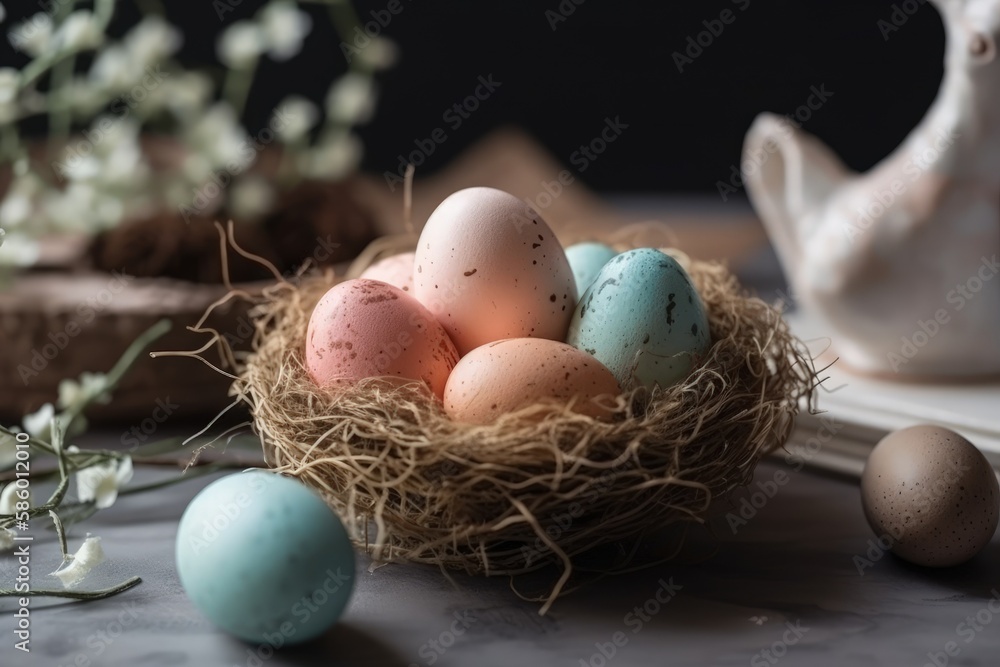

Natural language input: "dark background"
[2,0,946,199]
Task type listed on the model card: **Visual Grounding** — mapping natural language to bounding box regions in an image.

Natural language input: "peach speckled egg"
[305,279,459,399]
[359,252,415,293]
[414,187,577,356]
[861,425,1000,567]
[443,338,621,424]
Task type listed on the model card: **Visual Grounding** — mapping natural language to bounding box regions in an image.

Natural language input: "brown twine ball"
[193,230,816,613]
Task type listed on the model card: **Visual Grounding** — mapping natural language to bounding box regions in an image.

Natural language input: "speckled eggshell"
[565,242,618,294]
[413,187,577,355]
[305,278,459,399]
[175,471,355,644]
[861,425,999,567]
[444,338,621,424]
[566,248,711,390]
[359,252,416,293]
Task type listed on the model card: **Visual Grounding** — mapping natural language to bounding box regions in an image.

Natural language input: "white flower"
[273,95,318,142]
[0,481,28,514]
[22,403,54,440]
[325,73,377,125]
[300,132,362,179]
[51,535,105,588]
[124,15,182,67]
[0,528,14,552]
[0,432,16,469]
[357,36,398,70]
[0,173,43,229]
[259,1,312,61]
[160,72,213,118]
[52,11,103,53]
[187,103,252,170]
[230,176,275,220]
[89,45,139,91]
[8,13,53,57]
[0,66,18,105]
[76,455,132,509]
[217,20,263,69]
[0,230,40,268]
[58,372,111,412]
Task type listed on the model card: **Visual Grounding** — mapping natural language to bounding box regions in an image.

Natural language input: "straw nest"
[195,234,816,612]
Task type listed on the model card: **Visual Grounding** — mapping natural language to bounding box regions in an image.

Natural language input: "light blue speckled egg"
[567,248,711,389]
[176,471,355,645]
[565,242,618,294]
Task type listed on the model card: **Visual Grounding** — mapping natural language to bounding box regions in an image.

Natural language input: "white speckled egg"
[306,278,459,399]
[414,187,577,355]
[861,425,999,567]
[567,248,711,389]
[444,338,621,423]
[565,242,618,294]
[359,252,415,293]
[176,471,355,644]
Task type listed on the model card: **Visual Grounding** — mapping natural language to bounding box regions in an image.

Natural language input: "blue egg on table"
[175,471,355,645]
[567,248,711,389]
[565,242,618,295]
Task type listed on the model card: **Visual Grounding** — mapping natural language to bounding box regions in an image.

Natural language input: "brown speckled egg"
[413,187,577,356]
[359,252,415,293]
[443,338,621,424]
[861,425,999,567]
[305,278,459,399]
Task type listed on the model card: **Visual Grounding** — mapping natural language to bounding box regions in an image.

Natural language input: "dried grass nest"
[198,235,817,612]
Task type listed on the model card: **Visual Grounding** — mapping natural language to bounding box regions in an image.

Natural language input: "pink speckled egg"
[359,252,415,293]
[443,338,621,424]
[305,279,459,399]
[414,187,577,355]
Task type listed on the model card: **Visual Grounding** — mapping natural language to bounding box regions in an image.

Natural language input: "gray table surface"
[4,446,1000,667]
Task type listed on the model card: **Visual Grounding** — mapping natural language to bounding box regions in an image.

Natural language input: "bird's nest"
[191,232,816,613]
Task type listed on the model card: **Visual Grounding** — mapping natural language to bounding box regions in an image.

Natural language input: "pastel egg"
[861,425,999,567]
[414,187,577,355]
[359,252,415,293]
[567,248,711,389]
[305,278,459,399]
[176,471,355,644]
[444,337,621,424]
[565,242,617,294]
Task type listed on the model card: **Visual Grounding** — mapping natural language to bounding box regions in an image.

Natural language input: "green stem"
[222,61,260,121]
[0,576,142,600]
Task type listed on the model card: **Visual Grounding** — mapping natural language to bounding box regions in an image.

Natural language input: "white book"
[780,312,1000,476]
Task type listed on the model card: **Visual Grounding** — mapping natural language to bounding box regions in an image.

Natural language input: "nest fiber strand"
[219,252,814,611]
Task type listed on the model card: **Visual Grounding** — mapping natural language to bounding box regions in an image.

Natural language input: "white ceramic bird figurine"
[743,0,1000,380]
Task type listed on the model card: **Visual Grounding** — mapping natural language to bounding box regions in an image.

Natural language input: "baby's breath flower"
[52,11,104,53]
[58,372,111,412]
[8,13,53,57]
[357,36,398,71]
[325,73,377,125]
[300,132,362,179]
[273,95,318,142]
[0,528,14,552]
[217,21,263,70]
[124,15,182,67]
[230,176,275,220]
[0,482,28,515]
[50,535,106,588]
[75,454,133,509]
[22,403,55,441]
[259,1,312,61]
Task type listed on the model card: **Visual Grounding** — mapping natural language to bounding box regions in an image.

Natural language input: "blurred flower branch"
[0,0,394,273]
